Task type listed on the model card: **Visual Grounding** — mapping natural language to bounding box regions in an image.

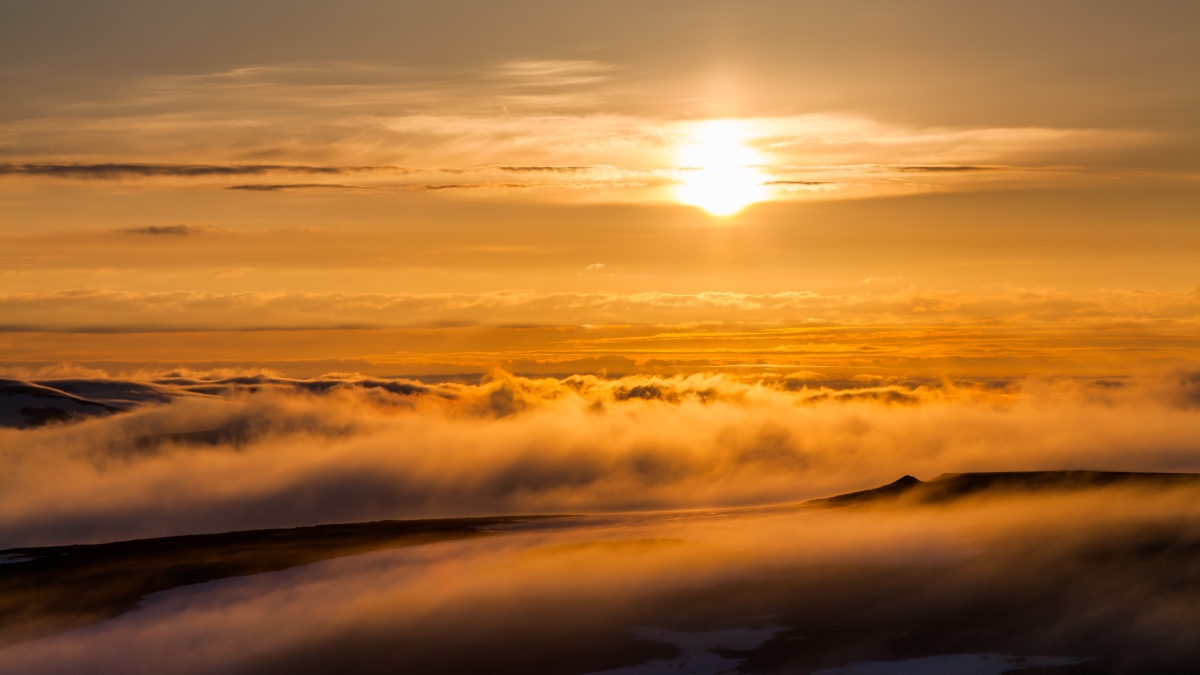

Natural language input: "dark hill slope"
[0,380,121,428]
[0,515,554,645]
[804,470,1200,508]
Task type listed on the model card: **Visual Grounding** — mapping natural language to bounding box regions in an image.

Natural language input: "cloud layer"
[3,286,1198,330]
[4,369,1200,547]
[0,57,1163,205]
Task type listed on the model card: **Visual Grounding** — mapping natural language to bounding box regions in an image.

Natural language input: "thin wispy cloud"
[225,183,376,192]
[2,287,1197,330]
[0,60,1161,203]
[892,165,999,172]
[0,287,1196,374]
[490,59,618,88]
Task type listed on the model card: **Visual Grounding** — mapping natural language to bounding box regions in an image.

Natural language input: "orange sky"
[2,0,1197,377]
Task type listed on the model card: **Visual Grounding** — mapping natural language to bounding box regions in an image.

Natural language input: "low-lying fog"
[4,369,1200,672]
[3,487,1200,674]
[2,369,1200,546]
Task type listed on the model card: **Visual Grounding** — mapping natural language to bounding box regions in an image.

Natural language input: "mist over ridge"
[2,367,1200,548]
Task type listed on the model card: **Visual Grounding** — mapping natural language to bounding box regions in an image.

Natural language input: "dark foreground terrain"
[4,473,1200,674]
[0,516,547,645]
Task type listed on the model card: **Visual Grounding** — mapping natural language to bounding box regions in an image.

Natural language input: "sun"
[676,120,768,216]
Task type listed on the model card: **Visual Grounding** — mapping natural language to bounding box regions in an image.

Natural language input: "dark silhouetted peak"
[804,470,1200,509]
[0,379,121,429]
[803,474,926,507]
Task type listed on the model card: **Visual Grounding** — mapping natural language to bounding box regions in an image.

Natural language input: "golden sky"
[2,0,1198,376]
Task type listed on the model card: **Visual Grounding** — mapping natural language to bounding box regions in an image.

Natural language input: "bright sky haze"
[1,0,1198,376]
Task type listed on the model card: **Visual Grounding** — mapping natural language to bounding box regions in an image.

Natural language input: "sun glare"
[676,120,768,216]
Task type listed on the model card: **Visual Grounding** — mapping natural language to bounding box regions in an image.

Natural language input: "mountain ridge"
[803,470,1200,508]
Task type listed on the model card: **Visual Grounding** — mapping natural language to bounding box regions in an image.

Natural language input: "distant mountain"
[0,380,122,429]
[804,470,1200,507]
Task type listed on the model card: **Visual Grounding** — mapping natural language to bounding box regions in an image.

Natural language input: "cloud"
[423,182,538,191]
[0,162,614,182]
[123,225,191,236]
[0,161,661,195]
[3,369,1200,548]
[0,162,648,197]
[120,224,228,236]
[489,165,596,173]
[0,57,1160,204]
[0,287,1197,378]
[225,183,373,192]
[0,162,608,181]
[0,163,348,179]
[491,59,617,88]
[891,164,999,172]
[1,286,1197,333]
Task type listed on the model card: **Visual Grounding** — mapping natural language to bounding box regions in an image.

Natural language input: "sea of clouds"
[3,368,1200,547]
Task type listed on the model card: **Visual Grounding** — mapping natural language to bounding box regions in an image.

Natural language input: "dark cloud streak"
[0,163,348,179]
[226,183,374,192]
[122,225,192,236]
[891,165,999,172]
[0,163,614,181]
